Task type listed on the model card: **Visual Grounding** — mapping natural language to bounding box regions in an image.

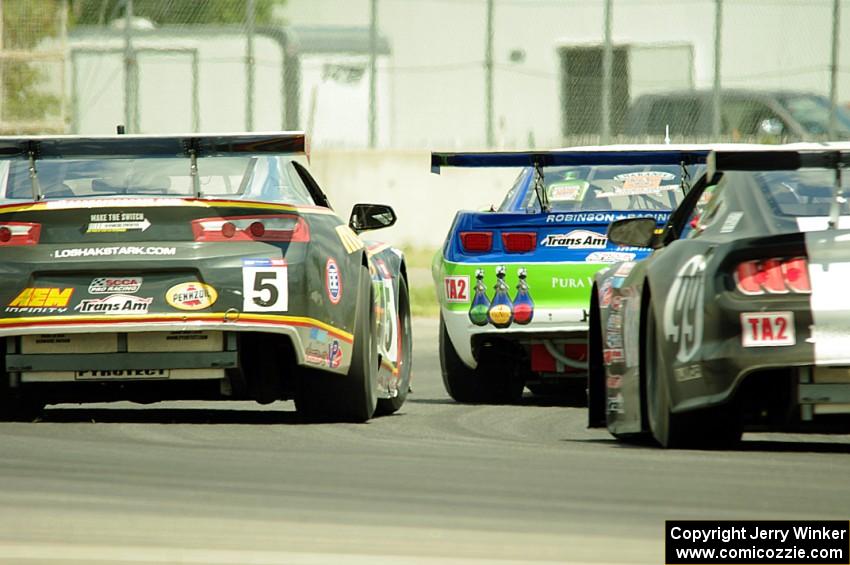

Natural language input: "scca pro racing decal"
[242,258,288,312]
[166,282,218,311]
[325,258,342,305]
[663,255,706,362]
[89,277,143,294]
[74,294,153,314]
[540,229,607,249]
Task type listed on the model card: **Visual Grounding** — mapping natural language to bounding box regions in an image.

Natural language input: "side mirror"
[607,217,660,249]
[349,203,397,234]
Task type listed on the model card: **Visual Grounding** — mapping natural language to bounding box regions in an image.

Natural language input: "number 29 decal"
[242,258,288,312]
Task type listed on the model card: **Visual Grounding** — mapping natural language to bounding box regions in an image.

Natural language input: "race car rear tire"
[644,302,741,449]
[374,276,413,416]
[296,264,378,423]
[439,316,523,404]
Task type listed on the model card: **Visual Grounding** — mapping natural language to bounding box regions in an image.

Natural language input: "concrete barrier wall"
[308,150,520,249]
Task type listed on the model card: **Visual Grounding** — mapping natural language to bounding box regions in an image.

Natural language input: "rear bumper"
[442,307,588,369]
[0,314,354,374]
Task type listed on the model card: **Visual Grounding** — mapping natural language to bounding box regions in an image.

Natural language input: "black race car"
[588,146,850,447]
[0,132,412,423]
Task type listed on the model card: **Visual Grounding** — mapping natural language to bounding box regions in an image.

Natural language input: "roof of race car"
[0,131,306,158]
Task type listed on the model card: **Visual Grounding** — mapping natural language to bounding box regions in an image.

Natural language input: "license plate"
[740,311,795,347]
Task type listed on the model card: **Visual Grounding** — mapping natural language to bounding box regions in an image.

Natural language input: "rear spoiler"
[430,149,709,174]
[0,131,306,159]
[707,147,850,230]
[707,149,850,176]
[0,131,306,202]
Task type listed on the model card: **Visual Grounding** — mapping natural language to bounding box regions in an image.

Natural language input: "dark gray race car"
[588,147,850,447]
[0,132,412,422]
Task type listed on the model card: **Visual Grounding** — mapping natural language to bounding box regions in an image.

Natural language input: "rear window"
[754,169,850,217]
[521,164,695,212]
[0,155,315,205]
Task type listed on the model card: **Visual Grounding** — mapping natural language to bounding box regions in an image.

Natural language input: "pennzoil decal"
[7,288,74,313]
[335,225,365,254]
[74,294,153,314]
[325,258,342,305]
[166,282,218,311]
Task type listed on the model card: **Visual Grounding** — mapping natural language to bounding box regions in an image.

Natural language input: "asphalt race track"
[0,319,848,564]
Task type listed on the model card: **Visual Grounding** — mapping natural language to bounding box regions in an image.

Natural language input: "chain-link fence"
[2,0,849,148]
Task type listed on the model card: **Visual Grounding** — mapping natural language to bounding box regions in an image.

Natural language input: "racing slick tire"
[439,316,524,404]
[374,275,413,416]
[296,264,378,423]
[643,300,741,449]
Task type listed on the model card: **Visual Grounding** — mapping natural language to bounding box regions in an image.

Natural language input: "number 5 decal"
[243,265,288,312]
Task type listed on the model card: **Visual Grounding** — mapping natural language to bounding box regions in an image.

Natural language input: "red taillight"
[502,232,536,253]
[460,231,493,252]
[735,257,811,295]
[0,222,40,246]
[192,215,309,242]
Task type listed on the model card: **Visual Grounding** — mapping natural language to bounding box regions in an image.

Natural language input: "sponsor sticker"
[166,282,218,311]
[76,369,167,380]
[674,364,702,381]
[444,275,470,302]
[326,258,342,305]
[719,211,744,234]
[540,229,607,249]
[53,246,176,259]
[74,294,152,315]
[328,340,342,369]
[603,347,624,366]
[305,345,328,366]
[613,262,635,278]
[545,211,670,224]
[599,279,613,308]
[551,277,590,289]
[7,288,74,313]
[606,374,623,389]
[548,181,589,201]
[309,328,329,343]
[242,258,288,312]
[87,212,150,234]
[88,277,143,294]
[741,311,795,347]
[335,225,365,254]
[607,393,625,414]
[586,251,636,263]
[613,171,675,190]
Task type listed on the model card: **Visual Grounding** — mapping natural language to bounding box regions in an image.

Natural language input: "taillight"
[0,222,40,246]
[192,215,309,242]
[502,232,536,253]
[735,257,811,295]
[460,231,493,252]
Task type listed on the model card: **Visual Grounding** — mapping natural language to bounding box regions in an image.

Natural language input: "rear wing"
[430,149,710,174]
[430,148,710,212]
[707,148,850,176]
[0,131,306,159]
[0,131,306,201]
[707,147,850,230]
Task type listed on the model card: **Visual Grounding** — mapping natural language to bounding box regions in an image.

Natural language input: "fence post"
[485,0,494,147]
[830,0,840,139]
[369,0,378,148]
[601,0,613,144]
[123,0,136,132]
[245,0,255,132]
[712,0,722,138]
